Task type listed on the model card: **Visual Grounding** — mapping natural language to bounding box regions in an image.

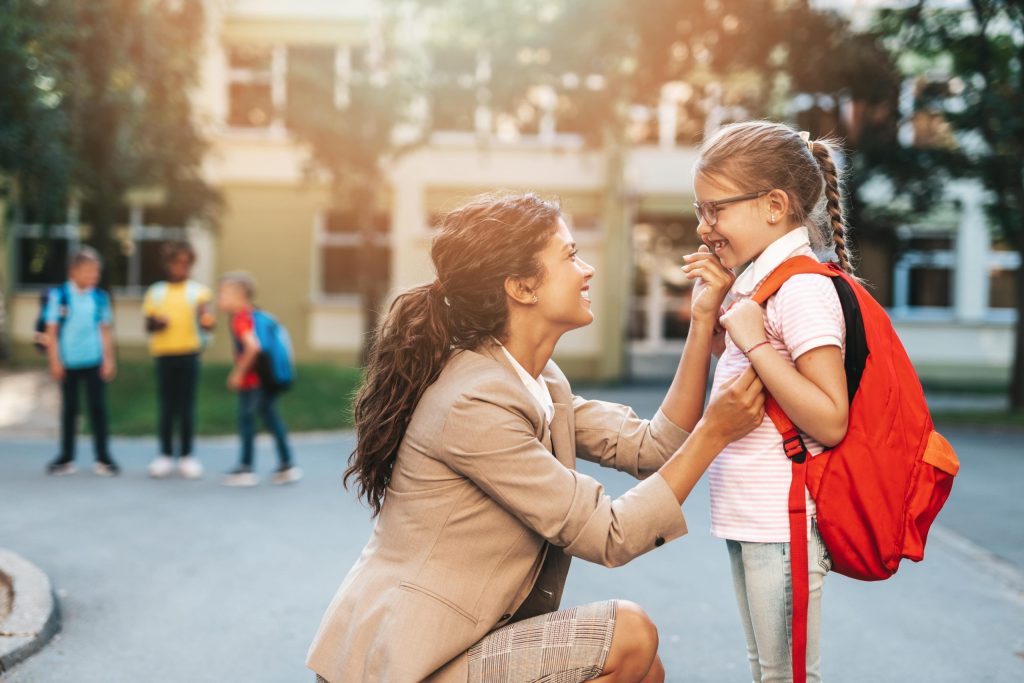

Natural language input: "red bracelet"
[743,339,771,356]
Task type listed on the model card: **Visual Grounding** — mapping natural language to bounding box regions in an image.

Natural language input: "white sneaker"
[178,456,204,480]
[148,455,174,479]
[221,467,259,487]
[271,465,303,486]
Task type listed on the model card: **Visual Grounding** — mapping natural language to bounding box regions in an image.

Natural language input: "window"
[892,228,1020,319]
[15,230,73,286]
[13,204,188,292]
[226,43,374,131]
[629,214,702,345]
[892,232,955,314]
[285,46,338,127]
[989,240,1020,310]
[226,45,284,128]
[316,210,390,297]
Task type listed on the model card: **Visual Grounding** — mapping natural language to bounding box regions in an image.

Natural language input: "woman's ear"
[765,189,791,224]
[504,276,538,305]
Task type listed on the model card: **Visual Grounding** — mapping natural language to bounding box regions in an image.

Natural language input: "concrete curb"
[0,549,61,674]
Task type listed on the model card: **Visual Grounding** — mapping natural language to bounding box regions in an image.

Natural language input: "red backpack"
[751,256,960,683]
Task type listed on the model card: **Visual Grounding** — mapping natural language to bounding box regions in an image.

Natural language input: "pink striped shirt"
[708,227,845,542]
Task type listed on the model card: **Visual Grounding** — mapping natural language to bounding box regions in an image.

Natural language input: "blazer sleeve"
[572,397,690,479]
[441,381,687,568]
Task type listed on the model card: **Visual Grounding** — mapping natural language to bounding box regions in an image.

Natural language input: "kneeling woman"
[308,193,764,683]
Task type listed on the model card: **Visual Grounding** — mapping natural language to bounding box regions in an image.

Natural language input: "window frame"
[12,206,189,296]
[311,209,391,304]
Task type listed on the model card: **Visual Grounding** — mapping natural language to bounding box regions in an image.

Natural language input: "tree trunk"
[1010,242,1024,410]
[354,178,386,368]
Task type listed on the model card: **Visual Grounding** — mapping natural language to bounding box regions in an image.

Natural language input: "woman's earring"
[531,295,539,304]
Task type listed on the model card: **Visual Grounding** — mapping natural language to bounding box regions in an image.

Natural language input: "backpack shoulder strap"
[751,255,836,306]
[94,288,110,323]
[57,283,70,323]
[149,281,168,306]
[184,280,201,308]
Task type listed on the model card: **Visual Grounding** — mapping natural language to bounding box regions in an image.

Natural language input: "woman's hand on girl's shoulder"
[683,246,734,327]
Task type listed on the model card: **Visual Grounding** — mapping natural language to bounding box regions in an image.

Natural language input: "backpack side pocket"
[903,431,959,562]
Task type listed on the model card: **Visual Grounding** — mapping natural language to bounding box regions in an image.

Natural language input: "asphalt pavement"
[0,392,1021,682]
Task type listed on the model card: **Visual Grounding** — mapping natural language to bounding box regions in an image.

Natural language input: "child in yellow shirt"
[142,241,215,479]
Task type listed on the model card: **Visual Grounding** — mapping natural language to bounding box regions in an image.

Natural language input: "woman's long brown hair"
[344,192,562,516]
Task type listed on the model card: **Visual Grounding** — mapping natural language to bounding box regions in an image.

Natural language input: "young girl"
[687,121,853,682]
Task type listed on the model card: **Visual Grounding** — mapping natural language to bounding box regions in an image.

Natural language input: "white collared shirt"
[729,226,814,302]
[498,344,555,426]
[709,225,846,543]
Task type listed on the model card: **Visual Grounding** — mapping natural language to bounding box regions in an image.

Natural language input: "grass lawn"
[106,361,362,436]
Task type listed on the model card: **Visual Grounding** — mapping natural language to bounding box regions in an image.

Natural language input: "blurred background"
[0,0,1021,428]
[1,3,1023,681]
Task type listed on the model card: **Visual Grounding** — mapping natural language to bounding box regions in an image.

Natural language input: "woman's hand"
[700,367,765,446]
[683,246,734,327]
[657,366,765,504]
[719,299,767,352]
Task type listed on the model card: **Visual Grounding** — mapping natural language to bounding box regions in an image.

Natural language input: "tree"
[284,7,425,364]
[408,0,889,375]
[870,0,1024,410]
[0,0,218,289]
[0,0,73,227]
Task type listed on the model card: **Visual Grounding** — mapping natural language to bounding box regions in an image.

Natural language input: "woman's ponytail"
[344,192,562,516]
[343,282,452,516]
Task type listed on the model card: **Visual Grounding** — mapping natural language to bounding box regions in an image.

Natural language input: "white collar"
[498,343,555,426]
[731,226,813,298]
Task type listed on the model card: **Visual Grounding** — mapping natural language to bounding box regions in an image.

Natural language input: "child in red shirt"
[217,272,300,487]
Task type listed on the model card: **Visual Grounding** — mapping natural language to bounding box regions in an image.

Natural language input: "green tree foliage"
[871,0,1024,408]
[0,0,73,225]
[0,0,218,286]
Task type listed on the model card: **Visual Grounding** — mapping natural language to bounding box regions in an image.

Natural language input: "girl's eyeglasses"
[693,190,770,227]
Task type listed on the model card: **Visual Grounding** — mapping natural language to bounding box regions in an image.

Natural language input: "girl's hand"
[700,367,765,445]
[720,299,768,352]
[227,370,244,391]
[683,246,734,326]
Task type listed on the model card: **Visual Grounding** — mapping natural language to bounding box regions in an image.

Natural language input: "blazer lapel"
[475,342,574,466]
[477,341,551,447]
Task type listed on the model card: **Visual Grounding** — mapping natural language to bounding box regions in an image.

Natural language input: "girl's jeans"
[726,518,831,683]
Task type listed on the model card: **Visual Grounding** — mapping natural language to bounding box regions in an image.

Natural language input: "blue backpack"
[251,310,294,393]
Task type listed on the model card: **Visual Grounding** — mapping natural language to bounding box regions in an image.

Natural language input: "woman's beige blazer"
[308,341,690,682]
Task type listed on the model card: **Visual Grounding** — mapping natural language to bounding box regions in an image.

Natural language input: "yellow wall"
[206,182,359,364]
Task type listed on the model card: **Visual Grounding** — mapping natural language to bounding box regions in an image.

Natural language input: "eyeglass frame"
[693,190,771,227]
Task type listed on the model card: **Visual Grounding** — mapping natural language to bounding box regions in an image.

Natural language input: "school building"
[0,0,1015,385]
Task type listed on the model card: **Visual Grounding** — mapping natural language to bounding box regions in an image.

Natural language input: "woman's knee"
[617,600,658,652]
[605,600,659,677]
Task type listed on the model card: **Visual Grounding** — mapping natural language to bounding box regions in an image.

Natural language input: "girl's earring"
[769,212,778,224]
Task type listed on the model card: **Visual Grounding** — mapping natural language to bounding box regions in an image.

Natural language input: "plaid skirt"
[313,600,617,683]
[467,600,617,683]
